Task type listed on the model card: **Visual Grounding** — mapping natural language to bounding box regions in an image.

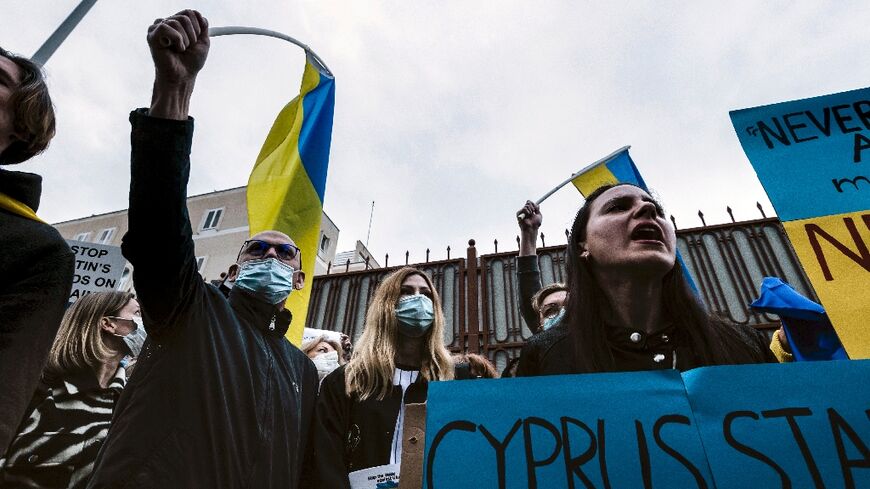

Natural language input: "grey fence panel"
[306,259,465,348]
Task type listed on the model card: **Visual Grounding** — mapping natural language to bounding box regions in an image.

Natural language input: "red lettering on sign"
[804,215,870,281]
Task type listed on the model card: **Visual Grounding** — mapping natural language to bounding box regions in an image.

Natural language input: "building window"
[73,232,91,242]
[119,266,133,291]
[320,233,331,252]
[196,256,207,271]
[201,208,223,230]
[96,228,116,244]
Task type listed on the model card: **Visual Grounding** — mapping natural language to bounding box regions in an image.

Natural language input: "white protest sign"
[66,240,126,303]
[348,463,400,489]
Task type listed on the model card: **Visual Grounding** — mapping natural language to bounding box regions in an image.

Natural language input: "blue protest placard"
[423,371,714,489]
[422,361,870,489]
[730,87,870,222]
[683,360,870,489]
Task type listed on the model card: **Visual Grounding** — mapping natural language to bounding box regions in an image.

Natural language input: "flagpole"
[31,0,99,66]
[518,145,630,219]
[207,26,333,78]
[159,26,333,77]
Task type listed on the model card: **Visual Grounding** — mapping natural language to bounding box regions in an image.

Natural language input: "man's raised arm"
[121,10,210,338]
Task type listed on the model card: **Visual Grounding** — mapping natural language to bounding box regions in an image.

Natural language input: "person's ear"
[577,241,591,260]
[294,270,306,290]
[100,317,116,334]
[225,263,240,282]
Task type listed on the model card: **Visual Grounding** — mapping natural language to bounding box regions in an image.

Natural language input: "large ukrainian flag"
[571,147,700,295]
[247,52,335,345]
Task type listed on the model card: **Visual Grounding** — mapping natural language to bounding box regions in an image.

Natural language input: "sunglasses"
[238,239,301,261]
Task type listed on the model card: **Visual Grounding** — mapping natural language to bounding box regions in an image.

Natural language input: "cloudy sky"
[4,1,870,263]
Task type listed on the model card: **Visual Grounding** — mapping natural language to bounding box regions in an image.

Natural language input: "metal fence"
[305,217,816,371]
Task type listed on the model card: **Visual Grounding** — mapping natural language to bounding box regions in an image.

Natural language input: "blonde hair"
[345,267,454,400]
[45,291,134,377]
[302,334,345,363]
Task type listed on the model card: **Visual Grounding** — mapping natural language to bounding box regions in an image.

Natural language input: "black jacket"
[517,321,776,376]
[306,365,428,489]
[87,110,318,489]
[516,255,542,332]
[0,168,74,453]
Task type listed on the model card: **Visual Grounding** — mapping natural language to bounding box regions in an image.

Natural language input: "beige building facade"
[54,186,341,289]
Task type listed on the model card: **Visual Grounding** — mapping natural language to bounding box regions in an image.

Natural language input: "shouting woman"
[518,183,775,376]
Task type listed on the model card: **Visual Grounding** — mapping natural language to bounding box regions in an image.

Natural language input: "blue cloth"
[750,277,848,361]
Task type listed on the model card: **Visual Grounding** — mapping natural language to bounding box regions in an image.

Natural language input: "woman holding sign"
[0,291,145,488]
[307,267,454,489]
[517,183,775,376]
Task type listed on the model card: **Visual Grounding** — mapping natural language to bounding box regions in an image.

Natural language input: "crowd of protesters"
[0,8,807,489]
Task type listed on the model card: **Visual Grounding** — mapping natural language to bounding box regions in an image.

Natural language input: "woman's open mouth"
[630,222,664,244]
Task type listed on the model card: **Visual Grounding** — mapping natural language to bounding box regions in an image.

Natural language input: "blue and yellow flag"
[571,149,647,195]
[247,52,335,345]
[571,147,700,295]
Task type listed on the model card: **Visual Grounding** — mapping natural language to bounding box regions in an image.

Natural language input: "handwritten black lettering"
[653,415,708,489]
[806,108,833,136]
[854,133,870,163]
[805,216,870,281]
[758,118,791,149]
[854,101,870,130]
[752,101,870,149]
[828,408,870,489]
[597,419,612,489]
[784,112,818,143]
[479,419,522,489]
[635,420,653,489]
[833,176,870,193]
[762,407,824,489]
[832,105,862,133]
[523,417,562,489]
[723,411,792,488]
[426,420,476,489]
[560,417,597,489]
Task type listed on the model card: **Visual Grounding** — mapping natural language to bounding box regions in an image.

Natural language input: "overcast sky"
[4,1,870,263]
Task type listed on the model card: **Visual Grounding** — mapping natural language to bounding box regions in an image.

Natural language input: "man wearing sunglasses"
[219,235,305,302]
[88,12,317,489]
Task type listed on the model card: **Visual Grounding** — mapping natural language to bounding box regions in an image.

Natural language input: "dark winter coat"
[0,168,74,453]
[517,320,777,377]
[305,365,428,489]
[86,110,318,489]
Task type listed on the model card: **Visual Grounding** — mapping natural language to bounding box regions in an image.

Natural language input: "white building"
[54,186,342,289]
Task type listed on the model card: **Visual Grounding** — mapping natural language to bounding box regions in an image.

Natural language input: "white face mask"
[311,351,340,381]
[113,317,147,357]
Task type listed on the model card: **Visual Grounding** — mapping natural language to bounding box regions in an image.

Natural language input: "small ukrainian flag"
[571,147,646,195]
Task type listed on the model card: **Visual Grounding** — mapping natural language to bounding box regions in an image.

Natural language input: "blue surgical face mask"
[114,317,147,357]
[233,258,296,304]
[395,294,435,338]
[542,308,565,331]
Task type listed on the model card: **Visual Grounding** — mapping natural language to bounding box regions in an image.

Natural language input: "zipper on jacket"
[268,314,276,332]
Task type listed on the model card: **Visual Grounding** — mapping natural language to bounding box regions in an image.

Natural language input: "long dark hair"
[564,183,766,371]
